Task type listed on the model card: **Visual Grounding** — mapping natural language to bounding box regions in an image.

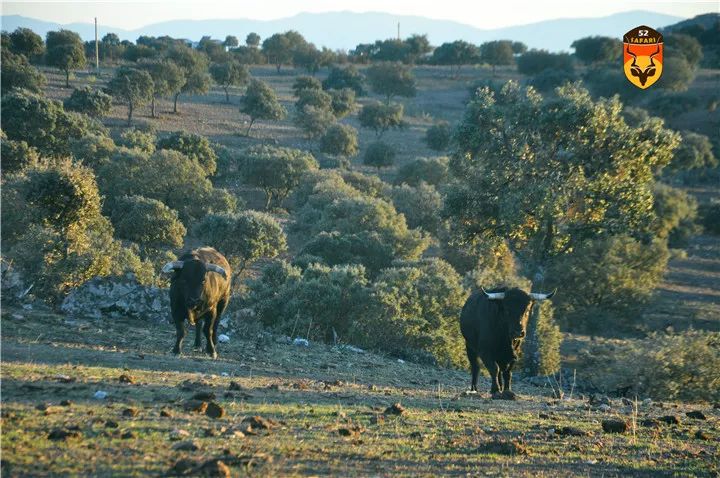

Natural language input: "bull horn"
[161,261,184,274]
[529,289,557,301]
[206,264,228,279]
[481,287,505,300]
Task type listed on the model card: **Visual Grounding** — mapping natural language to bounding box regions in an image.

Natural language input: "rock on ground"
[60,273,169,322]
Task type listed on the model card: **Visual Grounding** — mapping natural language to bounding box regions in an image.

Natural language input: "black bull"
[163,247,232,359]
[460,287,555,399]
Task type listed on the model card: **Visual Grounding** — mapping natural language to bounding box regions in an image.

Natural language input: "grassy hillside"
[2,307,718,477]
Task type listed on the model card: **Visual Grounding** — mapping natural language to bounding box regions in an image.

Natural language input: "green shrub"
[69,134,116,168]
[602,331,720,402]
[357,258,467,366]
[1,49,46,94]
[424,121,451,151]
[157,131,217,176]
[339,171,391,199]
[699,201,720,235]
[193,210,287,273]
[1,89,108,157]
[358,101,404,138]
[528,68,577,92]
[319,124,359,158]
[239,145,319,209]
[1,138,41,175]
[391,183,443,233]
[292,76,322,96]
[653,183,701,248]
[117,128,156,153]
[110,195,186,251]
[299,231,395,276]
[667,131,718,174]
[363,141,396,169]
[394,156,449,187]
[97,148,236,224]
[248,261,374,342]
[546,235,669,331]
[63,86,112,117]
[329,88,356,118]
[645,91,699,118]
[322,66,364,95]
[294,104,335,139]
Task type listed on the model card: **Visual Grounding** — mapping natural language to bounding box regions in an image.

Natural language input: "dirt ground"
[1,307,719,477]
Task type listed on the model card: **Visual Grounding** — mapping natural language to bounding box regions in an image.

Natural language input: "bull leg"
[193,321,203,350]
[203,312,218,359]
[501,365,517,400]
[212,315,220,348]
[466,346,481,392]
[173,320,186,355]
[480,355,501,397]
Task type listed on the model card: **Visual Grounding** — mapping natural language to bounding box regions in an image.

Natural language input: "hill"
[1,10,684,51]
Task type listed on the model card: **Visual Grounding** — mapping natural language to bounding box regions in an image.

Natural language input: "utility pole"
[94,17,99,71]
[397,22,400,41]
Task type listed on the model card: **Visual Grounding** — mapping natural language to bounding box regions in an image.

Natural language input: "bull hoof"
[172,349,181,356]
[491,392,503,400]
[501,390,517,400]
[208,352,218,360]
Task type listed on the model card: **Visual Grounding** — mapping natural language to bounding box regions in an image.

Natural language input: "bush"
[157,131,217,175]
[358,101,404,137]
[322,66,364,95]
[546,236,669,331]
[645,91,699,118]
[3,161,153,301]
[1,89,108,157]
[394,156,449,187]
[699,201,720,235]
[299,231,395,277]
[424,121,451,151]
[391,183,443,233]
[63,86,112,117]
[1,138,41,175]
[329,88,356,118]
[117,128,156,153]
[97,149,236,224]
[339,171,391,199]
[1,49,46,94]
[292,76,322,96]
[193,210,287,273]
[357,258,467,366]
[295,88,332,111]
[294,105,335,139]
[69,134,116,168]
[528,68,577,92]
[363,141,396,169]
[653,183,701,248]
[239,145,319,209]
[602,331,720,402]
[318,156,350,170]
[292,176,429,264]
[519,301,561,376]
[319,124,359,158]
[248,261,375,342]
[110,195,186,252]
[240,79,287,136]
[658,55,696,91]
[365,62,416,102]
[667,131,718,174]
[516,50,574,75]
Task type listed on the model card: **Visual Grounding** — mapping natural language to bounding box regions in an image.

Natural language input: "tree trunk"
[173,93,180,113]
[151,97,156,118]
[127,101,133,126]
[276,63,281,73]
[264,192,273,210]
[245,118,255,137]
[224,86,230,103]
[65,69,70,87]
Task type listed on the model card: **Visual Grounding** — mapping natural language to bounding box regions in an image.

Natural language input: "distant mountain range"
[1,10,688,52]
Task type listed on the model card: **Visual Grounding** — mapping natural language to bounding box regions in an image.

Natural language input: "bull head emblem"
[626,45,660,87]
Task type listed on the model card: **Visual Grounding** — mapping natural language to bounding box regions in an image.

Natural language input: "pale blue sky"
[2,0,717,30]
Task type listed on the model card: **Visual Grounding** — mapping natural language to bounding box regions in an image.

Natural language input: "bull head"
[626,45,660,86]
[162,261,228,279]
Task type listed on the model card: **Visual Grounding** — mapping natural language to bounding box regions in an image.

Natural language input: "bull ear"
[206,264,228,279]
[161,261,184,274]
[481,286,505,300]
[529,289,557,301]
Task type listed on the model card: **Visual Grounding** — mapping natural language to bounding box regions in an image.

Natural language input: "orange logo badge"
[623,25,663,89]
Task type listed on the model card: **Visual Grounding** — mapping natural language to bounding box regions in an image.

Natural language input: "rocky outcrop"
[60,273,169,323]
